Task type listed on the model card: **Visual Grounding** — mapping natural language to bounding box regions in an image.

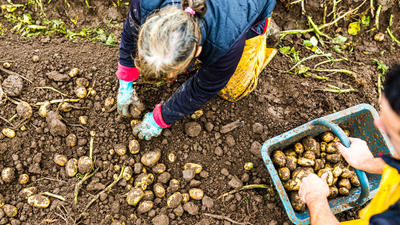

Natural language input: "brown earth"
[0,0,400,224]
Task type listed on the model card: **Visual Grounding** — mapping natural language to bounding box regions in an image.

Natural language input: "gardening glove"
[132,112,163,140]
[116,62,144,117]
[132,104,171,140]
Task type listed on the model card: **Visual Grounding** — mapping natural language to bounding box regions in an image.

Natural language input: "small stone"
[250,141,262,159]
[185,122,202,137]
[214,147,223,156]
[189,179,201,187]
[221,168,229,176]
[202,196,214,209]
[199,171,209,178]
[158,172,171,184]
[137,201,153,214]
[46,71,70,82]
[46,111,67,137]
[225,135,235,147]
[205,122,214,132]
[173,205,184,217]
[65,134,77,147]
[19,187,37,199]
[183,202,199,215]
[228,176,243,189]
[32,55,40,62]
[252,123,264,134]
[241,173,250,183]
[87,182,106,191]
[152,214,169,225]
[184,163,202,174]
[182,169,195,181]
[268,220,278,225]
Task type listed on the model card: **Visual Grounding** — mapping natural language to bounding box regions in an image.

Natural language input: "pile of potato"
[272,130,361,212]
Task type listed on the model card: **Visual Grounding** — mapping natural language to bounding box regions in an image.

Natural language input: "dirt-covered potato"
[284,178,301,191]
[129,139,140,154]
[302,137,320,155]
[126,188,144,206]
[168,179,180,193]
[182,193,190,203]
[114,143,127,156]
[153,183,166,198]
[326,154,341,164]
[123,166,133,181]
[135,173,154,190]
[167,192,183,208]
[137,200,153,214]
[1,167,15,183]
[350,172,361,187]
[303,151,316,160]
[38,101,50,118]
[344,129,350,136]
[3,204,17,217]
[16,101,32,119]
[321,132,334,143]
[60,102,73,112]
[184,163,203,174]
[54,154,68,166]
[19,187,37,199]
[290,192,305,211]
[189,188,204,200]
[294,143,304,154]
[75,77,89,87]
[143,190,154,201]
[69,68,79,77]
[338,178,351,189]
[284,149,297,157]
[297,157,315,166]
[328,186,339,198]
[278,167,291,181]
[2,128,15,138]
[285,156,297,171]
[141,150,161,167]
[152,163,166,174]
[320,152,327,158]
[78,156,93,174]
[27,194,51,208]
[318,168,334,186]
[168,152,176,163]
[341,168,353,178]
[292,167,313,180]
[19,174,29,185]
[314,159,324,171]
[104,97,115,107]
[244,162,254,171]
[79,116,88,125]
[66,158,78,177]
[326,143,338,154]
[65,133,77,147]
[339,187,350,195]
[320,142,328,154]
[272,150,286,167]
[74,86,87,98]
[332,164,344,177]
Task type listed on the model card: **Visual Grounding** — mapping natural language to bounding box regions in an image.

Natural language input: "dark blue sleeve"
[247,0,276,39]
[119,0,141,67]
[369,200,400,225]
[160,33,246,125]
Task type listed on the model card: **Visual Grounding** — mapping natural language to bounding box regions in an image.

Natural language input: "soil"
[1,0,400,224]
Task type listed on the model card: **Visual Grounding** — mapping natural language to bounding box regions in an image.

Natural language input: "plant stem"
[74,168,98,205]
[314,58,348,68]
[375,5,382,29]
[311,68,356,79]
[217,184,271,200]
[35,98,81,106]
[288,54,332,72]
[42,192,66,201]
[386,28,400,44]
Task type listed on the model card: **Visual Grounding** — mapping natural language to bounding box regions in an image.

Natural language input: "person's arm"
[158,33,246,125]
[299,173,340,225]
[336,137,386,174]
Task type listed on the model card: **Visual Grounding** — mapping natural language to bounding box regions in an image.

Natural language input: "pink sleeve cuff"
[152,104,171,128]
[116,62,140,81]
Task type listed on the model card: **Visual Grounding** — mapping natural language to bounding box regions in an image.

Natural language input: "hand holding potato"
[335,137,374,171]
[299,173,329,205]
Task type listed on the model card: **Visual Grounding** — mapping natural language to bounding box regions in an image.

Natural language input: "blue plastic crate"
[261,104,395,225]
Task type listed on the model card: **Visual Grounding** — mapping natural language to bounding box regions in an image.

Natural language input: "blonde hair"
[135,0,207,81]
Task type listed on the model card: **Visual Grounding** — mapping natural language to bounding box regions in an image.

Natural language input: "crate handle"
[312,119,370,205]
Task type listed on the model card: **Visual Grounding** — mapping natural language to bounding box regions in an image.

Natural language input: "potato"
[284,178,301,191]
[320,142,327,152]
[182,193,190,203]
[326,143,338,154]
[341,168,353,178]
[328,186,339,198]
[153,183,166,198]
[272,150,286,167]
[297,157,315,166]
[135,173,154,190]
[79,116,88,125]
[338,179,351,189]
[290,192,305,211]
[184,163,203,174]
[126,188,144,206]
[314,159,324,171]
[350,172,361,187]
[60,102,73,112]
[27,194,51,208]
[332,164,344,177]
[66,158,78,177]
[143,190,154,201]
[16,101,32,119]
[167,192,183,208]
[244,162,254,171]
[303,151,316,160]
[292,167,313,180]
[0,193,4,207]
[129,139,140,154]
[3,62,11,68]
[302,137,320,154]
[66,134,77,147]
[104,97,115,107]
[339,187,350,195]
[189,188,204,200]
[78,156,93,174]
[75,77,89,87]
[168,152,176,163]
[278,167,291,181]
[326,154,341,164]
[1,167,15,183]
[69,68,79,77]
[54,154,68,166]
[320,152,327,159]
[19,174,29,185]
[344,129,350,136]
[2,128,15,138]
[333,136,340,142]
[19,187,37,199]
[38,101,51,118]
[123,166,133,181]
[191,110,204,119]
[74,86,87,98]
[285,156,297,171]
[321,132,335,143]
[137,201,153,214]
[152,163,167,174]
[141,150,161,167]
[3,204,17,217]
[114,143,127,156]
[168,179,180,193]
[318,168,334,186]
[284,149,297,157]
[294,143,304,154]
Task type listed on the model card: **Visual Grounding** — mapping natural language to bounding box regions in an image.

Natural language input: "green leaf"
[279,46,291,54]
[361,15,370,27]
[332,35,347,45]
[303,40,313,48]
[348,22,361,36]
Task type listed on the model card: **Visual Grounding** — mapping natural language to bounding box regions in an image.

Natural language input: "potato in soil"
[66,158,78,177]
[129,139,140,154]
[189,188,204,200]
[272,150,286,167]
[1,167,15,183]
[16,101,32,119]
[167,192,183,208]
[153,183,166,198]
[54,154,68,166]
[278,167,290,181]
[78,156,93,174]
[137,201,153,214]
[184,163,203,174]
[141,150,161,167]
[294,143,304,154]
[27,194,51,208]
[3,204,17,217]
[285,156,297,171]
[19,174,29,184]
[182,193,190,203]
[290,192,305,211]
[126,188,144,206]
[329,186,339,198]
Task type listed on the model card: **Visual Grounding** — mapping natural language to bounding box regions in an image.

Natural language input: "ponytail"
[181,0,207,18]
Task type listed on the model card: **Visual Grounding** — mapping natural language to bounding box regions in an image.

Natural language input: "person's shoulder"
[369,200,400,225]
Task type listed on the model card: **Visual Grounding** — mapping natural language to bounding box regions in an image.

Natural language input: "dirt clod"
[2,75,23,97]
[46,71,70,82]
[152,214,169,225]
[183,202,199,215]
[250,141,262,158]
[46,111,67,137]
[185,122,202,137]
[228,176,243,189]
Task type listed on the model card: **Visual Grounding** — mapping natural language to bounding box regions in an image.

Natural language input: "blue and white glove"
[133,112,163,140]
[117,80,144,117]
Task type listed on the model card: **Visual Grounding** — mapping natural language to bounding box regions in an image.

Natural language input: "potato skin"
[339,187,350,195]
[326,142,338,154]
[303,151,316,160]
[294,143,304,154]
[314,159,324,171]
[350,172,361,187]
[328,186,339,198]
[297,157,315,166]
[321,132,335,143]
[286,156,297,171]
[302,137,320,156]
[326,154,341,164]
[290,192,305,211]
[338,178,351,189]
[272,150,286,167]
[332,164,344,177]
[278,167,291,181]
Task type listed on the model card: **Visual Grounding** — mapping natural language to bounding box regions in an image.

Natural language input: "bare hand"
[336,137,374,171]
[299,173,329,205]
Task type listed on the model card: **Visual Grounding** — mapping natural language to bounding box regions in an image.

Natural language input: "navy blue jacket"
[369,155,400,225]
[119,0,276,124]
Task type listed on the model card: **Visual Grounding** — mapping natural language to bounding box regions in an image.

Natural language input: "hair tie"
[185,7,196,15]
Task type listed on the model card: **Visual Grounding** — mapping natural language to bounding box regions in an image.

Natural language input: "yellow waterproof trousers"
[218,31,277,102]
[341,164,400,225]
